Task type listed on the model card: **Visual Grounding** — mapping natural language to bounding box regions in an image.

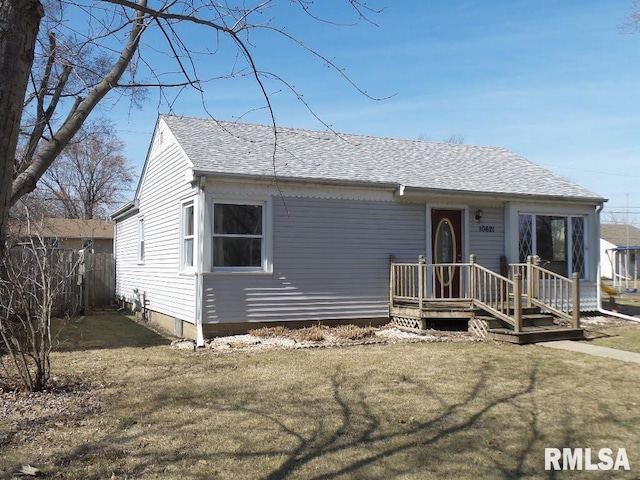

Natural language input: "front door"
[431,209,463,298]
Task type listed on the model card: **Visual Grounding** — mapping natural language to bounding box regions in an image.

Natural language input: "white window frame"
[137,216,145,264]
[180,199,196,272]
[211,198,273,273]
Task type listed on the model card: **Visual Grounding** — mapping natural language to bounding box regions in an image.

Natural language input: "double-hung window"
[181,201,195,270]
[212,202,266,271]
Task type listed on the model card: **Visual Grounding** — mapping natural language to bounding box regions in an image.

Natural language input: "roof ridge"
[160,113,507,151]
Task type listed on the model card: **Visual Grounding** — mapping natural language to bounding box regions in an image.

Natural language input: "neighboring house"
[112,115,606,345]
[600,223,640,289]
[10,217,114,253]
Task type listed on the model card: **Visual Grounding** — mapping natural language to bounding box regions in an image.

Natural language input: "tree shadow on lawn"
[44,361,620,480]
[52,311,171,351]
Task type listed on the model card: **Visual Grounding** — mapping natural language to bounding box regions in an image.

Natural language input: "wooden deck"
[390,255,584,344]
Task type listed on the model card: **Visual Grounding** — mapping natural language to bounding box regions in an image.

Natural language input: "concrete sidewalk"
[539,340,640,364]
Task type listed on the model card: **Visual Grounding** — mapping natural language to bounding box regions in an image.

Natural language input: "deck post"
[526,255,533,307]
[418,255,425,308]
[514,273,522,333]
[572,272,580,329]
[389,255,396,310]
[469,254,477,302]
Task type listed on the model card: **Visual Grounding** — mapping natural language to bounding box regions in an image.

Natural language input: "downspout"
[595,202,640,323]
[195,175,206,346]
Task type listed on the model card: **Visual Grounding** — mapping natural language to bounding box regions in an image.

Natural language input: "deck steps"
[487,326,584,344]
[471,311,582,344]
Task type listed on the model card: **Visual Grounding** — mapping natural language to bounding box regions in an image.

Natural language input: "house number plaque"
[479,225,495,233]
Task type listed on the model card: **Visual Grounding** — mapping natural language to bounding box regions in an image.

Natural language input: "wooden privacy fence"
[81,252,115,310]
[2,250,114,316]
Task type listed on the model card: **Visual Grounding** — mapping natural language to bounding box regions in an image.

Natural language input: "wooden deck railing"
[390,256,472,305]
[390,254,580,330]
[528,258,580,328]
[470,256,521,331]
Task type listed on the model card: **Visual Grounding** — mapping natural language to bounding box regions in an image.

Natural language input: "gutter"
[110,201,138,221]
[595,202,640,323]
[190,169,401,191]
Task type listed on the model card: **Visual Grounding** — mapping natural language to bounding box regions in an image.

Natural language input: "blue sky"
[106,0,640,224]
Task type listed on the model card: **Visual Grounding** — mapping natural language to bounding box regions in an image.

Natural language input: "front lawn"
[585,322,640,354]
[1,313,639,479]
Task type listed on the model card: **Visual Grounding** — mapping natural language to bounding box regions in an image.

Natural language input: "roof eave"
[397,185,607,205]
[110,201,139,221]
[191,169,400,190]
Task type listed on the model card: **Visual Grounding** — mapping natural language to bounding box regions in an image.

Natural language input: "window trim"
[180,199,196,272]
[518,213,587,278]
[211,198,273,273]
[137,216,145,264]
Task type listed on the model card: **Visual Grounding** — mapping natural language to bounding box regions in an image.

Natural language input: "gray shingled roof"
[161,115,604,201]
[601,224,640,247]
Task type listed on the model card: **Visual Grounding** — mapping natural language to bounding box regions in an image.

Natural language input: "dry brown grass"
[248,325,291,338]
[289,325,326,342]
[2,312,640,479]
[586,322,640,354]
[332,324,377,341]
[249,324,327,342]
[248,323,377,343]
[591,294,640,353]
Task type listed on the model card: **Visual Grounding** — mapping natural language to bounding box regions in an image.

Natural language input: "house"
[112,115,606,345]
[9,217,114,253]
[600,223,640,290]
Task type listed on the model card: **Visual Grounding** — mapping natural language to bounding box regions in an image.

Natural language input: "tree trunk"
[0,0,43,248]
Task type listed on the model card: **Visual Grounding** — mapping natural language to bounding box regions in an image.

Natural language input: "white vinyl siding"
[467,206,505,273]
[114,217,139,297]
[202,196,425,325]
[114,128,197,324]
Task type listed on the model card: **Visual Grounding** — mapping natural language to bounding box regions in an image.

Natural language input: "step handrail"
[527,257,580,328]
[469,255,522,331]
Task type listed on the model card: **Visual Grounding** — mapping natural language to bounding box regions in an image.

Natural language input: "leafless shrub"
[333,325,377,341]
[290,325,326,342]
[248,326,291,338]
[0,215,79,392]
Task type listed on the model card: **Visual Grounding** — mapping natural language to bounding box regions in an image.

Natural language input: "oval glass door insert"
[434,217,456,286]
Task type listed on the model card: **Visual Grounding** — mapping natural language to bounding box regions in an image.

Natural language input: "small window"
[138,217,145,263]
[212,202,264,270]
[181,202,195,269]
[82,238,94,251]
[48,237,60,250]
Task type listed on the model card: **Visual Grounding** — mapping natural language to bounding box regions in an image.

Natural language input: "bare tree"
[0,0,383,248]
[0,215,79,392]
[37,119,134,219]
[622,0,640,33]
[418,133,465,144]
